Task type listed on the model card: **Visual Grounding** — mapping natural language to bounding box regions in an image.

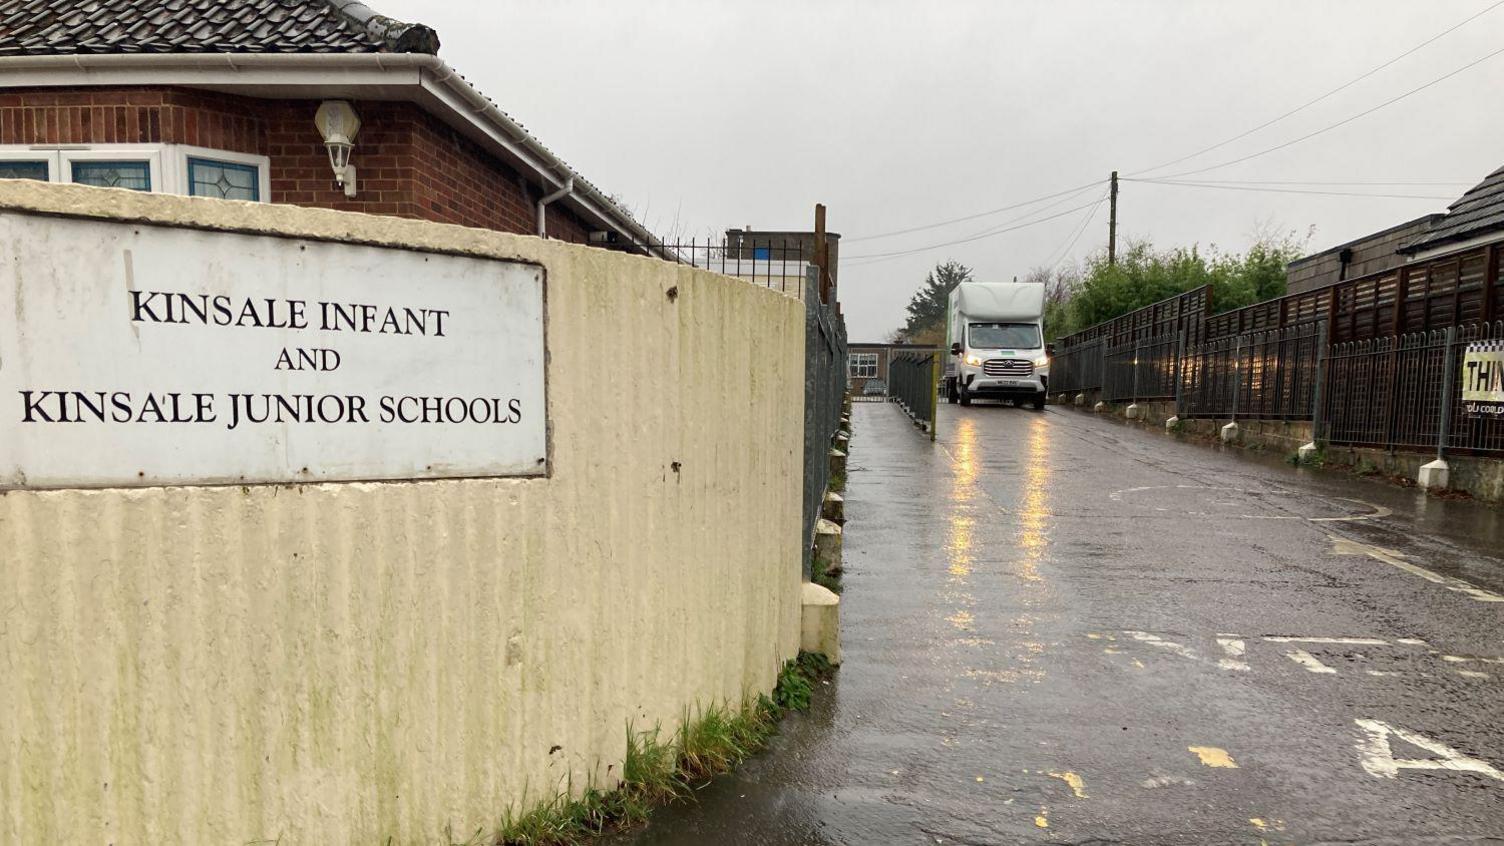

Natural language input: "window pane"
[71,160,151,191]
[848,353,879,378]
[0,160,49,181]
[188,158,260,201]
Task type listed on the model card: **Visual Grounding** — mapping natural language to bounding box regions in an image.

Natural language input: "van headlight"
[965,355,982,366]
[1033,354,1050,367]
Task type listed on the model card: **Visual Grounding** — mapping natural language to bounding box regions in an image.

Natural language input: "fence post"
[928,351,939,442]
[1126,337,1143,419]
[1420,325,1458,489]
[1169,328,1186,426]
[1299,321,1328,462]
[1221,337,1242,443]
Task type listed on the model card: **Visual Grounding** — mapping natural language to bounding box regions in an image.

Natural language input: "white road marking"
[1264,636,1388,645]
[1285,649,1338,674]
[1455,669,1492,680]
[1330,536,1504,603]
[1395,638,1428,646]
[1353,719,1504,782]
[1442,655,1504,664]
[1122,630,1199,661]
[1216,636,1250,672]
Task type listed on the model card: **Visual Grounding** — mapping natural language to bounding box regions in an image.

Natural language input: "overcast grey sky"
[382,0,1504,341]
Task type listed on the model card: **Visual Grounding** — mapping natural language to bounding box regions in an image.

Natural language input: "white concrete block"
[801,581,841,665]
[1165,416,1180,429]
[1126,403,1141,420]
[1220,421,1240,443]
[1418,459,1450,490]
[814,517,843,574]
[1298,442,1319,462]
[1093,401,1106,413]
[1074,393,1086,406]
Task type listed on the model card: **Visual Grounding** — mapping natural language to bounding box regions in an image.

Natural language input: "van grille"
[983,359,1033,378]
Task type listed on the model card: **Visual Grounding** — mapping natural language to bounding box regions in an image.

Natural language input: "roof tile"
[1403,164,1504,252]
[0,0,437,55]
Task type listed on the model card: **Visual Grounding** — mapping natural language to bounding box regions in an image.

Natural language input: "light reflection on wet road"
[609,403,1504,845]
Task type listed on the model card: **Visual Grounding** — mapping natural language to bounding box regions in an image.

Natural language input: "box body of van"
[944,282,1049,408]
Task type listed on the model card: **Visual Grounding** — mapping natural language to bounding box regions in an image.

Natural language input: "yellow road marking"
[1048,770,1088,798]
[1189,746,1239,768]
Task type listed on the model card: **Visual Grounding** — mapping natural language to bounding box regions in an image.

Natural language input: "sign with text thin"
[0,214,547,489]
[1462,340,1504,418]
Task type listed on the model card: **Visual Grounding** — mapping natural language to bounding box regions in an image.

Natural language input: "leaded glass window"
[0,160,49,181]
[188,158,260,201]
[70,160,151,191]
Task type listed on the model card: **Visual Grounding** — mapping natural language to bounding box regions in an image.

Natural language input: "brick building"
[0,0,663,253]
[847,342,938,394]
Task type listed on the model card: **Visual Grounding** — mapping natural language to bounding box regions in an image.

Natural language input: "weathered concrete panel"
[0,182,806,844]
[0,215,548,487]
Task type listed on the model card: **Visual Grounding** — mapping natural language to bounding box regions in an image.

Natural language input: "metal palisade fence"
[802,265,848,578]
[888,351,938,437]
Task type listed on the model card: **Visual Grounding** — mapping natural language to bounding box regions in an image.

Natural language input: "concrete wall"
[0,182,806,843]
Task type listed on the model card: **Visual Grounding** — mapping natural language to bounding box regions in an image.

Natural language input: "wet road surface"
[612,402,1504,845]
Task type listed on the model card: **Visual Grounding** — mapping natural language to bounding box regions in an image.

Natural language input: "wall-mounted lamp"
[315,100,361,199]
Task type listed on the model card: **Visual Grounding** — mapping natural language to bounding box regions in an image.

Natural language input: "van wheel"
[1032,394,1046,410]
[946,380,958,404]
[959,385,972,407]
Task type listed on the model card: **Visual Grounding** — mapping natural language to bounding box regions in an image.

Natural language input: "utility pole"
[1108,170,1119,266]
[813,203,832,304]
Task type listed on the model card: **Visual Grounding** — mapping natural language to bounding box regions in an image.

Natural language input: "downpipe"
[536,176,574,237]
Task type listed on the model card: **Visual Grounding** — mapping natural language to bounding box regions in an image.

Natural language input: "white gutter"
[0,53,667,256]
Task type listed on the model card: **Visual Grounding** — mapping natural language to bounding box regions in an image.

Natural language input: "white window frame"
[0,143,269,202]
[0,149,57,181]
[60,145,164,193]
[174,144,271,202]
[848,352,879,379]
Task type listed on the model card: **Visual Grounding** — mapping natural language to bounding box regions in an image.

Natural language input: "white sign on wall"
[0,213,547,489]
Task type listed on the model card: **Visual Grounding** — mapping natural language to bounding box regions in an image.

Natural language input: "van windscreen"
[968,323,1040,349]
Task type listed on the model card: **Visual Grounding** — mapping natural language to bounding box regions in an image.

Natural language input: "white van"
[944,282,1050,408]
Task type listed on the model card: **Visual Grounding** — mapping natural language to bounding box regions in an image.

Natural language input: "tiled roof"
[1402,165,1504,253]
[0,0,438,56]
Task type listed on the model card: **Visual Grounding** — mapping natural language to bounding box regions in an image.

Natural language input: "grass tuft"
[495,652,834,845]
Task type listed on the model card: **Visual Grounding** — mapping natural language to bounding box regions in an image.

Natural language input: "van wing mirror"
[950,342,962,356]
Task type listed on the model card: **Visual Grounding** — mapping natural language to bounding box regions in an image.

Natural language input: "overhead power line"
[1045,191,1111,268]
[844,179,1104,243]
[1129,0,1504,177]
[1150,43,1504,180]
[844,196,1107,265]
[1126,178,1458,201]
[1141,178,1474,187]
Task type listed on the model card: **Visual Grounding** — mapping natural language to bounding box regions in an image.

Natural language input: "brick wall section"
[0,86,593,242]
[0,87,263,153]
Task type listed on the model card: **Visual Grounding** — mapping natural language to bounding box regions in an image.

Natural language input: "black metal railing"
[801,267,848,578]
[1052,336,1105,394]
[651,237,821,299]
[1181,322,1324,420]
[1103,334,1180,403]
[889,351,937,432]
[1325,321,1504,455]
